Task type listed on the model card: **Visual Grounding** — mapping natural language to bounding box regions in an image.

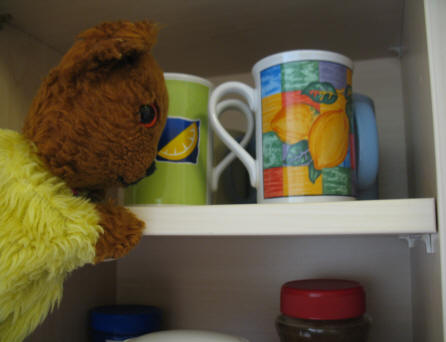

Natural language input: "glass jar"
[276,279,371,342]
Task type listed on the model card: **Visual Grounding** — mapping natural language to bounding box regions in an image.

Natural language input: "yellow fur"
[0,129,103,342]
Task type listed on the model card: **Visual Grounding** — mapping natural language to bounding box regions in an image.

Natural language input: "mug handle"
[353,94,379,191]
[209,82,258,189]
[211,99,255,192]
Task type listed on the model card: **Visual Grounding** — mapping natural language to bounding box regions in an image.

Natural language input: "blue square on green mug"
[156,117,200,164]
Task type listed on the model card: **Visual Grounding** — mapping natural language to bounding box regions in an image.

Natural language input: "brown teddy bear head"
[23,21,168,191]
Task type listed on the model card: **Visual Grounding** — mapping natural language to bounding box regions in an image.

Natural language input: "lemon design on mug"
[308,110,349,170]
[158,122,198,161]
[271,103,317,145]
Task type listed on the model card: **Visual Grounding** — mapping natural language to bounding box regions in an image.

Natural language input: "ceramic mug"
[209,50,378,203]
[353,93,379,200]
[124,73,212,205]
[125,73,253,205]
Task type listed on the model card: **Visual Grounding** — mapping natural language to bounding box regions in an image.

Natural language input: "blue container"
[89,305,162,342]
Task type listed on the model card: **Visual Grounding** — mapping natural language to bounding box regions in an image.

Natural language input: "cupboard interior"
[0,0,441,341]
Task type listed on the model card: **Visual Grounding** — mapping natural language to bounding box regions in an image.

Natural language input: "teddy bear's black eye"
[139,104,158,128]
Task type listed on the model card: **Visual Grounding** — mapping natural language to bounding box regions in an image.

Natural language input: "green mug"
[125,73,212,205]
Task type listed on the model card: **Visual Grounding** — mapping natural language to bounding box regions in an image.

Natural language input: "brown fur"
[23,21,168,262]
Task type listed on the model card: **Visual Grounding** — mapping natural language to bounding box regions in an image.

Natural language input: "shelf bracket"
[0,14,12,31]
[400,234,437,254]
[388,45,406,58]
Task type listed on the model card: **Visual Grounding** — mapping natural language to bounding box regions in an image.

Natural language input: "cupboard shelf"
[127,198,436,236]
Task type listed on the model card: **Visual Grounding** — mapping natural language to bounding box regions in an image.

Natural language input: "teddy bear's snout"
[145,161,156,176]
[118,161,157,187]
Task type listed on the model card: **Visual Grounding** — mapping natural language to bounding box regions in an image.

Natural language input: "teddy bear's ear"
[58,21,160,80]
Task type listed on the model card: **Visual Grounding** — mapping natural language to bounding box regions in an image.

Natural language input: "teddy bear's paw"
[94,200,145,263]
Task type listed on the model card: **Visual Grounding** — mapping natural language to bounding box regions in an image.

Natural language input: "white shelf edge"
[126,198,437,236]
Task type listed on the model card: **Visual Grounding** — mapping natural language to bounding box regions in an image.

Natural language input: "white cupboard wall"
[0,0,444,341]
[402,1,444,342]
[0,25,59,130]
[411,1,446,342]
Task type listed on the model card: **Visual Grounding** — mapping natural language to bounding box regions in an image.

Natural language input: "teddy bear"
[0,20,168,342]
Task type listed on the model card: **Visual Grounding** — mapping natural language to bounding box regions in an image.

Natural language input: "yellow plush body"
[0,129,103,342]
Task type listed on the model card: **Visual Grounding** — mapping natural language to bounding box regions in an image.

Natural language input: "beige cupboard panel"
[401,0,436,199]
[413,0,446,341]
[0,26,59,130]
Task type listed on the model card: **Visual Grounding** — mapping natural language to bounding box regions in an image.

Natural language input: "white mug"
[209,50,376,204]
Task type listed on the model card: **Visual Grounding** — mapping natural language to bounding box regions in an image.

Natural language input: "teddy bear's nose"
[145,161,156,176]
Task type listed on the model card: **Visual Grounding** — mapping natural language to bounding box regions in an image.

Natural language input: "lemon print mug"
[125,73,212,205]
[209,50,378,203]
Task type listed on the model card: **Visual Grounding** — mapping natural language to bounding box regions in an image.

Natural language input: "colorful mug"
[124,73,253,205]
[209,50,378,203]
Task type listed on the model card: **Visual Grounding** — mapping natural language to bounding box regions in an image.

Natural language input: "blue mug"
[353,93,379,200]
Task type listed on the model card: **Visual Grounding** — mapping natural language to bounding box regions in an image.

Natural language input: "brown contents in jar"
[276,314,370,342]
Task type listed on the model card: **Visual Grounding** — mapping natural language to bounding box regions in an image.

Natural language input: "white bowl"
[126,330,250,342]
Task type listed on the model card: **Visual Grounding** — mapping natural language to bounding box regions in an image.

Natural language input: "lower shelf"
[126,198,437,236]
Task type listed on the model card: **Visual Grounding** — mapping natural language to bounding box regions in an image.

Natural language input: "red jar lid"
[280,279,366,320]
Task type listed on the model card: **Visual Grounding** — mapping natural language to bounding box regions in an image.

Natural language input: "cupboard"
[0,0,445,341]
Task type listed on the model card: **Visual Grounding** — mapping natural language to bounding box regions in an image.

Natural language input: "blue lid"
[90,305,162,335]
